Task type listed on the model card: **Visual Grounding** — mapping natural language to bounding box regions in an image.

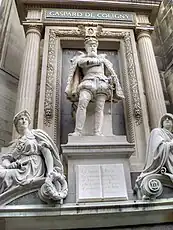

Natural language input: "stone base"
[67,135,127,144]
[61,136,134,203]
[1,198,173,229]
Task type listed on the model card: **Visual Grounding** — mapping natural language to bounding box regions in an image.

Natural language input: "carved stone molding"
[25,24,43,36]
[44,27,84,126]
[55,27,82,37]
[100,30,124,38]
[44,27,142,129]
[123,32,142,125]
[100,30,142,125]
[44,30,56,126]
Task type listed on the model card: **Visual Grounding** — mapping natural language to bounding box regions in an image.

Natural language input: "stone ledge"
[67,135,128,144]
[0,199,173,229]
[62,139,135,159]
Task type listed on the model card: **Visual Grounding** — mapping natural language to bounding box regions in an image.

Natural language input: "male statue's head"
[13,110,31,134]
[84,37,98,57]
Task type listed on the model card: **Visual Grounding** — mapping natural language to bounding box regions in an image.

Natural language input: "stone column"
[137,30,166,128]
[15,24,42,127]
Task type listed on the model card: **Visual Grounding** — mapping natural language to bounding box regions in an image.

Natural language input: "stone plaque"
[45,9,134,23]
[101,164,127,200]
[76,164,128,202]
[76,165,102,202]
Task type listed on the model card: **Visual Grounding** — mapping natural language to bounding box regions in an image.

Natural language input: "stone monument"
[0,110,68,205]
[135,113,173,200]
[62,26,134,203]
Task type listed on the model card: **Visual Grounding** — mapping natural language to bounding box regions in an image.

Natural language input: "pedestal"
[61,136,134,203]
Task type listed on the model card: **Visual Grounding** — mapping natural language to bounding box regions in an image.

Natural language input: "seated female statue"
[0,110,67,201]
[135,113,173,199]
[138,113,173,180]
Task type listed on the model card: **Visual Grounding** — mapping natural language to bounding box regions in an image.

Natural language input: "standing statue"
[0,110,68,203]
[65,36,124,136]
[135,113,173,199]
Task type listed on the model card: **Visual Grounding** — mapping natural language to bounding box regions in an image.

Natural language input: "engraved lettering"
[45,10,134,22]
[76,164,128,202]
[85,12,92,17]
[102,13,108,18]
[64,11,72,17]
[77,12,83,17]
[97,13,102,18]
[48,11,57,16]
[72,12,77,17]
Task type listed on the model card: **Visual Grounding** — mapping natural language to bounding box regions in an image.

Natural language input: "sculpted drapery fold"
[135,113,173,200]
[0,110,68,203]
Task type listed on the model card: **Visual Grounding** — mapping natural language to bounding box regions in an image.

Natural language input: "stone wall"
[152,0,173,109]
[0,0,25,147]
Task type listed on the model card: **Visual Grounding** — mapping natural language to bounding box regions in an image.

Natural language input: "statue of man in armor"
[65,36,124,136]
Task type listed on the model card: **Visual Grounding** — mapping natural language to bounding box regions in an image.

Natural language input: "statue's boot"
[69,130,82,136]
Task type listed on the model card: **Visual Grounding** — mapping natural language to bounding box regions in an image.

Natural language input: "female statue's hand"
[6,161,19,169]
[2,159,11,168]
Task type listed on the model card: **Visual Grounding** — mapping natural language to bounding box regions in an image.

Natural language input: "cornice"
[15,0,161,23]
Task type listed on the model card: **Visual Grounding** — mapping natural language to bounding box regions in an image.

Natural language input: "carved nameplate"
[45,9,134,23]
[76,164,128,202]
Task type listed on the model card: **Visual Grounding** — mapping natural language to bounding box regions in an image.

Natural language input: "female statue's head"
[13,110,31,134]
[160,113,173,132]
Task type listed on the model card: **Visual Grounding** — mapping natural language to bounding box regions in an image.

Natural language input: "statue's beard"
[88,51,97,57]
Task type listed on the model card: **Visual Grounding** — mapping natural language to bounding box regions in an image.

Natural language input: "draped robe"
[137,113,173,183]
[0,129,63,194]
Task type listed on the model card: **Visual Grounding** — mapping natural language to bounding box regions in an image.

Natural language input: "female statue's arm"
[2,154,20,169]
[40,146,54,176]
[1,142,18,168]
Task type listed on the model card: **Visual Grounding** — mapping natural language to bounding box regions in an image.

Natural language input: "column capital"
[23,23,43,37]
[135,27,154,40]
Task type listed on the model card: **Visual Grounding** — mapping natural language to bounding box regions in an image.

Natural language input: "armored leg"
[94,94,106,136]
[70,90,92,136]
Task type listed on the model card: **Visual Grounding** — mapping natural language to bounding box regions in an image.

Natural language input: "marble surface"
[76,164,127,202]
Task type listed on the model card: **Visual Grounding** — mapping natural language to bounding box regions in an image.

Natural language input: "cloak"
[32,129,63,174]
[65,53,124,102]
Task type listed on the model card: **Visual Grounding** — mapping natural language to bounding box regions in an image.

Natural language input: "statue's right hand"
[6,162,19,169]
